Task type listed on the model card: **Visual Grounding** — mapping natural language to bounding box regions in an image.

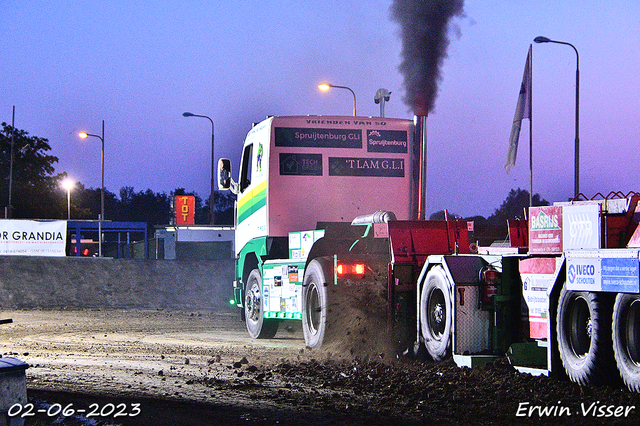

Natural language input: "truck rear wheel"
[556,286,612,385]
[302,259,331,349]
[612,293,640,391]
[303,257,392,357]
[420,266,452,362]
[244,269,278,339]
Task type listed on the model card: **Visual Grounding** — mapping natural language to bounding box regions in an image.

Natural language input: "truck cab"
[218,115,418,339]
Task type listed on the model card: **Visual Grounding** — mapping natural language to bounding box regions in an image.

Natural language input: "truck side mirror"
[218,158,232,190]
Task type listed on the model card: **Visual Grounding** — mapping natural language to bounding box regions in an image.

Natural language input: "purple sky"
[2,1,639,219]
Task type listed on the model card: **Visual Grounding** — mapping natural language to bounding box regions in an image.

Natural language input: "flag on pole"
[505,45,532,173]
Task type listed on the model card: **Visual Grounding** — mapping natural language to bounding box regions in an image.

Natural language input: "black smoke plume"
[390,0,465,115]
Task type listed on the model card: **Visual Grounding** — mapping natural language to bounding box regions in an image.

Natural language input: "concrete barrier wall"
[0,257,236,311]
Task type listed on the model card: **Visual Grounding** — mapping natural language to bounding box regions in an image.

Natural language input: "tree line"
[0,123,234,228]
[430,188,549,245]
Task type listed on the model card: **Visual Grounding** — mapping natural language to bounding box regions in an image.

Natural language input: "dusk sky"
[2,1,639,219]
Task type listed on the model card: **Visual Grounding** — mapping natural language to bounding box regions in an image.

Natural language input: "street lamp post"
[6,106,15,219]
[534,36,580,199]
[62,178,74,220]
[79,120,105,256]
[318,83,357,116]
[182,112,215,225]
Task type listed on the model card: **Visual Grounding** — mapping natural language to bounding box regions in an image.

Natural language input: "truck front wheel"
[420,266,453,362]
[302,258,331,349]
[556,286,612,385]
[612,293,640,391]
[245,269,278,339]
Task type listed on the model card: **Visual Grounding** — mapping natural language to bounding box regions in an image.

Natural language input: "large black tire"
[302,259,331,349]
[420,266,453,362]
[303,257,392,357]
[556,286,613,385]
[612,293,640,391]
[244,269,278,339]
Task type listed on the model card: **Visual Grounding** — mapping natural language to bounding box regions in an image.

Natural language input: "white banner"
[0,220,67,257]
[505,45,532,174]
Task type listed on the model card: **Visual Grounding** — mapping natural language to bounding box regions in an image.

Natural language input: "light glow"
[336,263,366,276]
[61,178,75,191]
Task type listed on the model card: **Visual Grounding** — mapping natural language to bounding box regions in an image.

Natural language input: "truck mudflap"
[302,256,396,359]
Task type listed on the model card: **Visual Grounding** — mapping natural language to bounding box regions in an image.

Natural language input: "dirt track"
[2,309,640,425]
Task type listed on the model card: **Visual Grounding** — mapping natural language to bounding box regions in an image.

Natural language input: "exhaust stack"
[415,115,428,220]
[391,0,464,220]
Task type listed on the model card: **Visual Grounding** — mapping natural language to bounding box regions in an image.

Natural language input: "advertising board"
[566,250,640,293]
[529,204,601,254]
[0,220,67,257]
[529,206,563,254]
[519,257,559,338]
[175,195,195,225]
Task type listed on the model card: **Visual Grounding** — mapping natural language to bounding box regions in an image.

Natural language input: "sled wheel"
[420,266,452,362]
[612,293,640,391]
[556,286,612,385]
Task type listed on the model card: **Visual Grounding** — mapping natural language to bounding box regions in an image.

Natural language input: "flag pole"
[528,44,533,207]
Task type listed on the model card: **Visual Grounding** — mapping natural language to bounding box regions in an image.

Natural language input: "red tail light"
[336,263,366,276]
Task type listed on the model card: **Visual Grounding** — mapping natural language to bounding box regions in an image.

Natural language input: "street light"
[78,120,105,257]
[318,83,357,116]
[374,88,391,117]
[61,178,74,220]
[182,112,215,225]
[534,36,580,199]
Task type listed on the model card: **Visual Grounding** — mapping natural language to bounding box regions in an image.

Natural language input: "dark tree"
[65,181,94,219]
[488,188,549,226]
[213,192,235,225]
[72,186,118,221]
[0,123,66,218]
[429,209,462,220]
[427,189,549,246]
[118,186,172,226]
